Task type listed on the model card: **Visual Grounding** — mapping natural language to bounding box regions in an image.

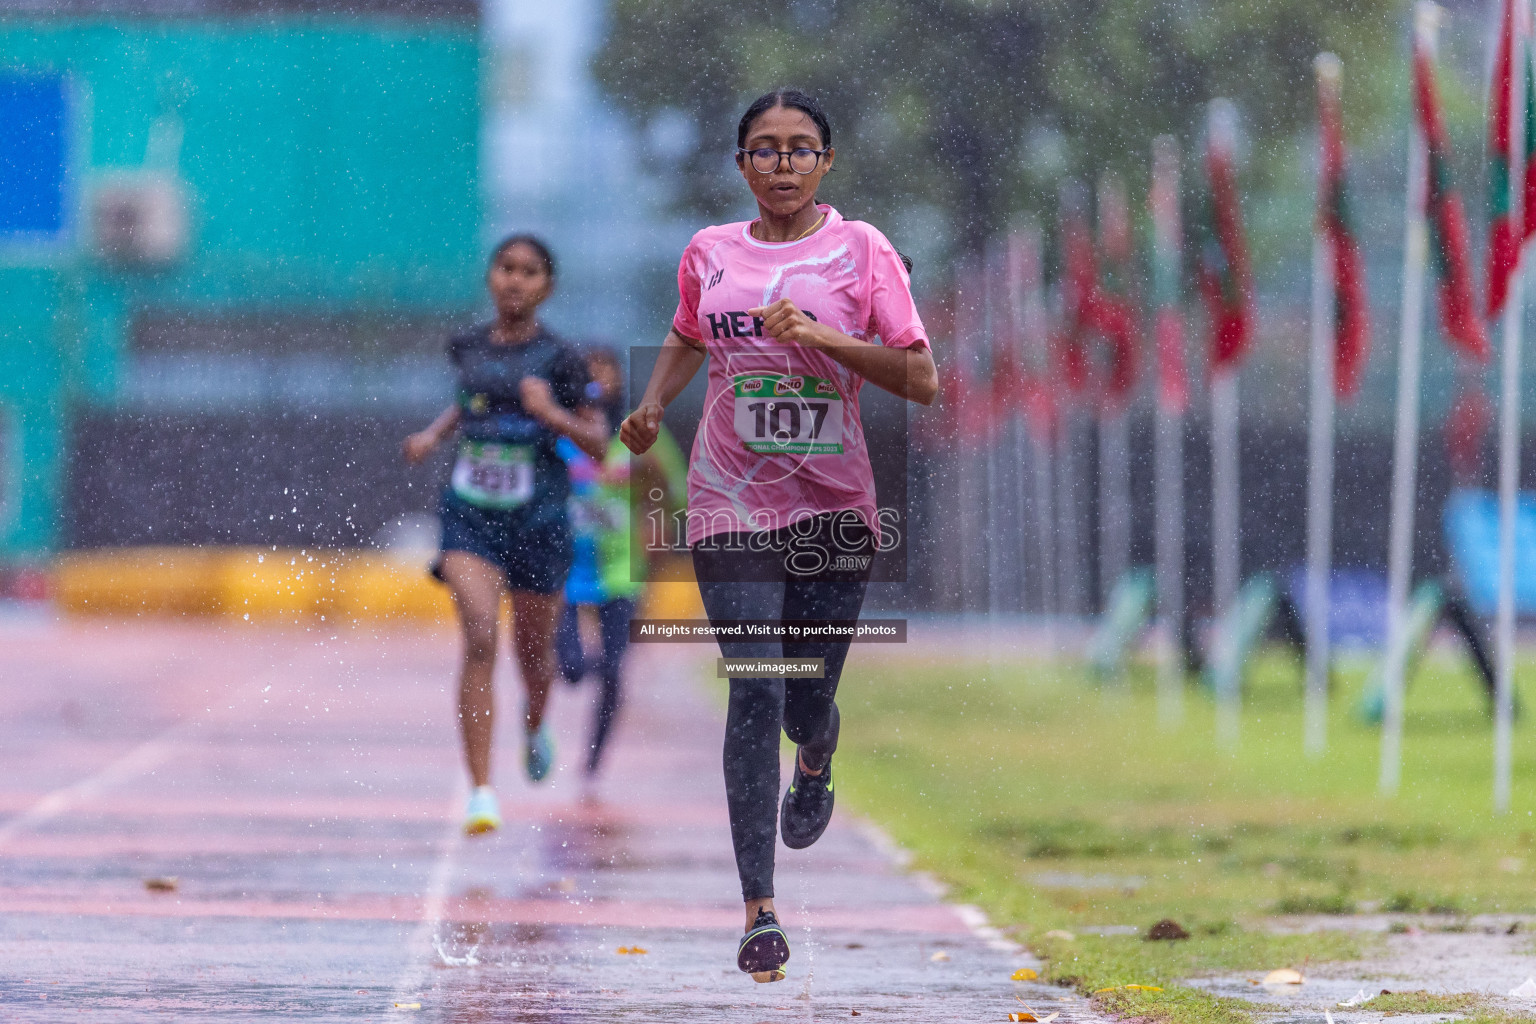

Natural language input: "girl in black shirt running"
[405,235,608,835]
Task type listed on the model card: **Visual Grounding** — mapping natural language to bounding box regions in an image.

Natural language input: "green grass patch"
[1092,985,1261,1024]
[1467,1010,1536,1024]
[1032,930,1364,991]
[814,647,1536,1021]
[1366,991,1487,1014]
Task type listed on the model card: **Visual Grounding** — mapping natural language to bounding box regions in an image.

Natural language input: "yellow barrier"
[331,558,457,622]
[54,547,231,617]
[53,548,704,624]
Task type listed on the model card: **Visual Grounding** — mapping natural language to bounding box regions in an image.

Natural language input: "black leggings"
[554,596,637,774]
[692,512,873,902]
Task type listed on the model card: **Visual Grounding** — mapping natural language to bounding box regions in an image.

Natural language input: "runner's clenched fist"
[749,299,828,348]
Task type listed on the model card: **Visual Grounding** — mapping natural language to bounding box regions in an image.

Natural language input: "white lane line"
[854,818,1026,955]
[0,726,185,850]
[953,902,1025,954]
[387,793,466,1010]
[0,662,287,851]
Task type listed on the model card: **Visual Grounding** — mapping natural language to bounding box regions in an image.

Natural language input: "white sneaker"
[463,785,501,836]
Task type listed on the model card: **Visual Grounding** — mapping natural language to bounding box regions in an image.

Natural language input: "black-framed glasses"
[736,146,828,175]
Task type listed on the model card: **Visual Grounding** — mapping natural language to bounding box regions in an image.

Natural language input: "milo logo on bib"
[732,373,844,455]
[773,376,803,396]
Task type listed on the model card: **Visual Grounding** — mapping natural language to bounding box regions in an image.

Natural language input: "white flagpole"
[1034,432,1058,620]
[1211,372,1240,617]
[1494,0,1526,814]
[1208,100,1243,624]
[1057,189,1089,621]
[1305,55,1342,757]
[1097,173,1133,609]
[956,262,982,613]
[1152,135,1187,726]
[1058,408,1085,618]
[1155,393,1186,722]
[985,244,1004,619]
[1381,2,1440,797]
[1017,224,1059,624]
[1099,412,1131,606]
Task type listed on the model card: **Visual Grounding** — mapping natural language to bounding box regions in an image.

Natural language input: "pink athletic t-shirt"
[671,204,929,546]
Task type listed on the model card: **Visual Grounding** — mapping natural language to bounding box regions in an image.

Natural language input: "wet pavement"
[0,614,1082,1022]
[1196,918,1536,1018]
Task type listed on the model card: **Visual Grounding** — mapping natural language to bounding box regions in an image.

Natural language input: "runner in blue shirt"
[556,348,686,785]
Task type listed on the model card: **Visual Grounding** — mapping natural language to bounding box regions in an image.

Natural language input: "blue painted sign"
[0,73,67,241]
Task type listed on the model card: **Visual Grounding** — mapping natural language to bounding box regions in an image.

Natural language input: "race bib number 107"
[732,373,844,455]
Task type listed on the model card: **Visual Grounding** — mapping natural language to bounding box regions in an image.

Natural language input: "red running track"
[0,613,1096,1022]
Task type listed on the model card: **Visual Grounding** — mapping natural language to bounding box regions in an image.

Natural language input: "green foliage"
[596,0,1399,256]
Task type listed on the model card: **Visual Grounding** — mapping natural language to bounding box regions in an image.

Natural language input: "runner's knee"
[460,619,498,665]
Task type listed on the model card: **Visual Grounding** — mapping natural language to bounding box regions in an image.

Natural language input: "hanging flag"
[954,265,995,444]
[1316,54,1373,398]
[1094,172,1140,410]
[1009,223,1058,444]
[1149,135,1187,413]
[987,245,1025,425]
[1196,99,1256,374]
[1487,0,1522,318]
[1445,372,1493,484]
[1414,37,1492,360]
[1056,198,1097,394]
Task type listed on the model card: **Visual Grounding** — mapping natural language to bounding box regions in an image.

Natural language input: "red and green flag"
[1316,55,1372,399]
[1008,225,1059,444]
[1056,201,1097,394]
[1414,38,1491,360]
[1487,0,1523,318]
[1524,43,1536,243]
[1149,136,1187,413]
[1196,100,1255,374]
[1445,372,1493,483]
[1093,172,1140,410]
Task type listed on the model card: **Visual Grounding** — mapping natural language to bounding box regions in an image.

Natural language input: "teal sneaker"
[525,724,555,783]
[462,785,501,836]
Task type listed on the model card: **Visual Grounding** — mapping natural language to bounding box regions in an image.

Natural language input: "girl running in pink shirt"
[621,88,938,983]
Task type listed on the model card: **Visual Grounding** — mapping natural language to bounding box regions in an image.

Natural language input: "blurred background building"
[0,0,702,576]
[0,0,481,562]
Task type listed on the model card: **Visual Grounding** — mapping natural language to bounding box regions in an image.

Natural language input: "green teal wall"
[0,268,63,556]
[0,15,481,558]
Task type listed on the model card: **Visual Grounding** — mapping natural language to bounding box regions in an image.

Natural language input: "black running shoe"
[780,753,834,850]
[737,908,790,982]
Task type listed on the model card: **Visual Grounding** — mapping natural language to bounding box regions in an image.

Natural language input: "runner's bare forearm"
[815,333,938,405]
[540,405,609,461]
[639,330,707,410]
[749,299,937,404]
[424,405,461,444]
